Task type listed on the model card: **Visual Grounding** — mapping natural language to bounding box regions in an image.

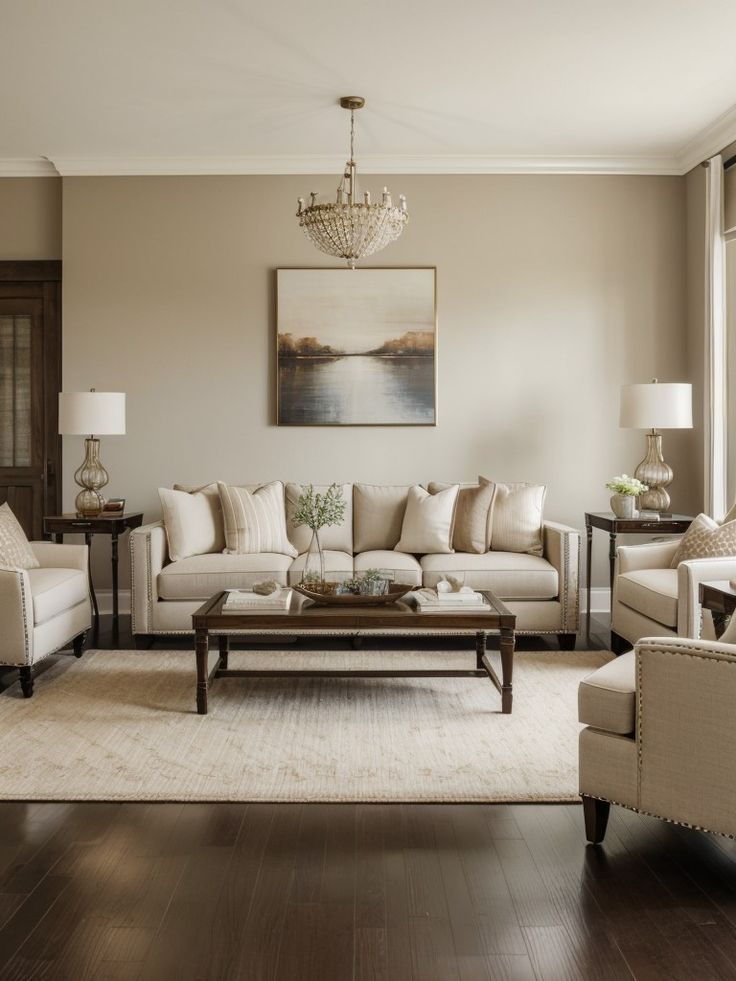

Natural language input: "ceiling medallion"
[296,96,408,268]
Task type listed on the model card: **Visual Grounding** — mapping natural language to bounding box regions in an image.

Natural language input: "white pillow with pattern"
[671,513,736,567]
[0,503,39,569]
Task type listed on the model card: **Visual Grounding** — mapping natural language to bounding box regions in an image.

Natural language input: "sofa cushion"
[158,553,293,600]
[489,481,546,556]
[285,483,353,554]
[395,484,459,555]
[353,484,411,552]
[578,651,635,735]
[27,568,88,625]
[288,550,354,585]
[218,481,297,558]
[617,569,678,628]
[420,552,558,599]
[159,484,225,561]
[428,478,495,553]
[354,550,422,587]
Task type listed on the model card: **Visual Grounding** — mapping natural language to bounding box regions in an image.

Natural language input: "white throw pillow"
[0,502,39,570]
[218,481,297,557]
[159,484,225,562]
[395,484,459,555]
[489,481,546,556]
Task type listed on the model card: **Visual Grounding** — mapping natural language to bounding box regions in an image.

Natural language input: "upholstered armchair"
[0,542,91,697]
[579,635,736,843]
[610,539,736,651]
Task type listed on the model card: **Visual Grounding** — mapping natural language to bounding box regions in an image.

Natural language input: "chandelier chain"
[296,96,408,267]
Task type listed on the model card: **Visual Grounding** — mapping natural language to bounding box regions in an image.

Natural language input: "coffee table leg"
[499,626,515,714]
[196,628,209,715]
[218,634,229,670]
[475,631,486,669]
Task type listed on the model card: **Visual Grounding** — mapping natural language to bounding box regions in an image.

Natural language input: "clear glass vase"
[303,528,324,583]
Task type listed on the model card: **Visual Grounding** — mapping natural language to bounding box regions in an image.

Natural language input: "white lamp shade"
[59,392,126,435]
[619,382,692,430]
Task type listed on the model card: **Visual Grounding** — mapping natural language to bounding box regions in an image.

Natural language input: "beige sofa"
[130,482,580,646]
[578,636,736,843]
[611,539,736,651]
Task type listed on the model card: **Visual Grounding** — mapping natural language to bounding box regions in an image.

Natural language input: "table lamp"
[59,389,126,517]
[619,379,692,512]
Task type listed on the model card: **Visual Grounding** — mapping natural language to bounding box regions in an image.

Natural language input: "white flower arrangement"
[605,474,648,496]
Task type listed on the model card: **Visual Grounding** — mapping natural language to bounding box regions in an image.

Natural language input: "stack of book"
[413,587,489,613]
[222,588,293,614]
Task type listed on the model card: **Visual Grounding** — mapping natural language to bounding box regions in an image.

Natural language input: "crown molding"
[677,102,736,174]
[0,157,59,177]
[47,153,681,177]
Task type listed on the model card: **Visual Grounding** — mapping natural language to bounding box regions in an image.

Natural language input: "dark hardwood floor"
[0,615,735,980]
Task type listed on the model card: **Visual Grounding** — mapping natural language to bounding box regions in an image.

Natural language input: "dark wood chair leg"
[19,666,34,699]
[72,631,87,658]
[582,794,611,844]
[610,631,630,656]
[134,635,154,650]
[557,633,576,650]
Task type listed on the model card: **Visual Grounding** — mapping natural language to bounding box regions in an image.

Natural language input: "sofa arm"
[677,557,736,639]
[0,567,33,666]
[30,542,88,572]
[543,521,581,632]
[635,637,736,836]
[616,539,680,575]
[130,522,168,635]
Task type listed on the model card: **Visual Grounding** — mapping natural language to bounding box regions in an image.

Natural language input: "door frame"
[0,260,62,527]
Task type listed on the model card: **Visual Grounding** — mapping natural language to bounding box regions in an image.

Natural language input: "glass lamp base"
[75,488,105,517]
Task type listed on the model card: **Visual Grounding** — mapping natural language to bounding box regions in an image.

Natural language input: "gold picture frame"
[276,267,438,427]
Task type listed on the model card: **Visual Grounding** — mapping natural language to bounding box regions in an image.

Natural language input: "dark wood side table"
[585,511,694,635]
[43,512,144,624]
[699,581,736,639]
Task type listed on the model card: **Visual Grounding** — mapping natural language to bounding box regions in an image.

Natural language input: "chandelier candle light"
[296,97,408,267]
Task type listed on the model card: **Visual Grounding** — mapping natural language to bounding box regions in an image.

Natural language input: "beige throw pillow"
[218,481,297,557]
[395,484,459,555]
[159,484,225,561]
[353,484,411,552]
[671,513,736,567]
[489,481,546,556]
[285,483,353,554]
[428,477,496,553]
[0,502,39,570]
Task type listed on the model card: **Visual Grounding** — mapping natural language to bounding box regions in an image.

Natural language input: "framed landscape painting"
[276,267,437,426]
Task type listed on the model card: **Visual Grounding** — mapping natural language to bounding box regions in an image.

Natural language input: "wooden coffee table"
[191,589,516,716]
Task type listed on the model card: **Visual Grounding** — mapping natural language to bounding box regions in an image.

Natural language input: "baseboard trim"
[98,588,611,617]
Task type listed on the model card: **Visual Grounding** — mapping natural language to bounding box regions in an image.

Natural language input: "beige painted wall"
[0,178,61,258]
[61,174,693,590]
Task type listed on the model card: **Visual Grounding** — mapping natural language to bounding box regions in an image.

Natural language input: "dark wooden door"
[0,262,61,539]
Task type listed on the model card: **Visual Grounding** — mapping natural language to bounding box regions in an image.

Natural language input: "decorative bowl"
[292,582,414,607]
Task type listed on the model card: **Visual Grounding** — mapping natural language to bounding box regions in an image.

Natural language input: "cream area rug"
[0,648,611,803]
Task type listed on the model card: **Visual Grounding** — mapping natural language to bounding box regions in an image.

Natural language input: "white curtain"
[705,154,728,519]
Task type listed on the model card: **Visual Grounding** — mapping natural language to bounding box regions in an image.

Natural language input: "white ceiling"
[2,0,736,176]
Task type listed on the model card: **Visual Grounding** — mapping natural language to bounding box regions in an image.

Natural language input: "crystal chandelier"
[296,96,408,268]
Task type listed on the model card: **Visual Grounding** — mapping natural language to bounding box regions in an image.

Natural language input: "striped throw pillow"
[217,481,297,557]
